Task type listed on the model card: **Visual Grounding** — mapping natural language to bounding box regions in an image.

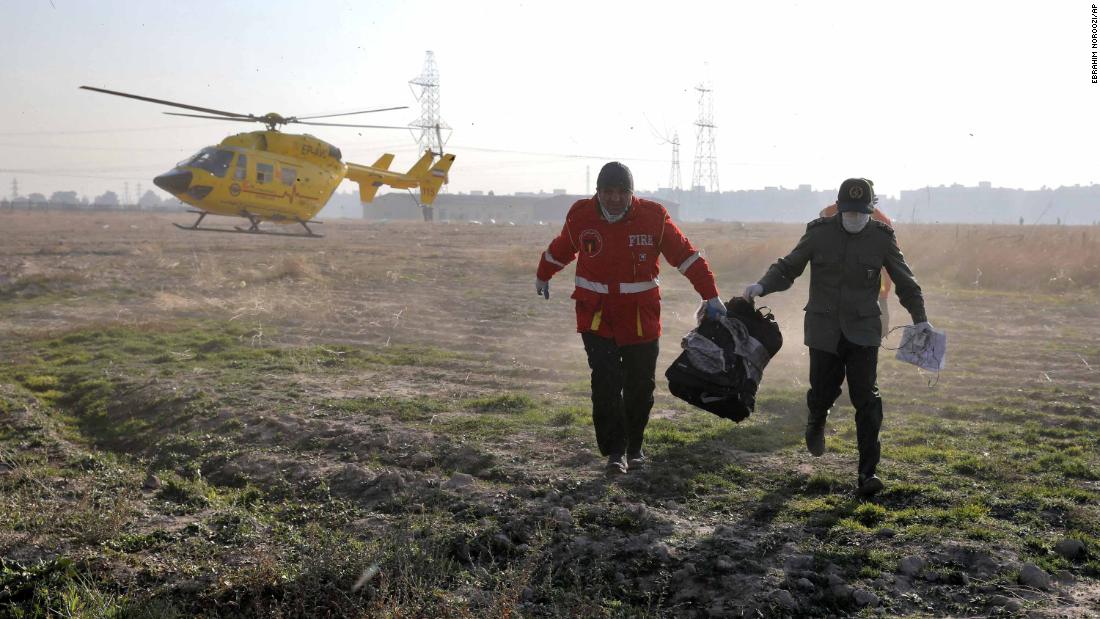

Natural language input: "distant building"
[318,182,1100,225]
[897,183,1100,225]
[654,185,855,222]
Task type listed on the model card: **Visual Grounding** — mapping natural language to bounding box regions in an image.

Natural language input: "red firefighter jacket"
[536,196,719,345]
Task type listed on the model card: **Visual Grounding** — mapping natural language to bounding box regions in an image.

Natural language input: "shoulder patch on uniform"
[869,218,895,234]
[807,215,833,229]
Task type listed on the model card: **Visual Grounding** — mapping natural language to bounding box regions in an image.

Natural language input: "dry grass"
[687,221,1100,293]
[899,224,1100,291]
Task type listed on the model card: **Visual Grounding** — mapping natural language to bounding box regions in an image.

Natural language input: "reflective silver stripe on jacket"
[543,251,566,268]
[677,251,701,274]
[575,275,659,294]
[621,279,659,293]
[575,276,609,294]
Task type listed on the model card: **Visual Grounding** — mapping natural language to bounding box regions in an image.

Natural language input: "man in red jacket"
[535,162,726,474]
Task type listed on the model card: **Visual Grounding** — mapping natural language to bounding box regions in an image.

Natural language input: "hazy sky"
[2,0,1098,201]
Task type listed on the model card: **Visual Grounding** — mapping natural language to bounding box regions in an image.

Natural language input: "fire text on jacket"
[628,234,655,247]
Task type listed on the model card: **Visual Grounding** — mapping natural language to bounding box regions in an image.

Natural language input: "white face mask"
[841,212,871,233]
[598,191,631,223]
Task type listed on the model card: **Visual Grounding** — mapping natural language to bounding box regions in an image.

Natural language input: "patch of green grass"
[20,374,59,392]
[805,471,849,495]
[324,395,450,422]
[106,529,177,553]
[62,377,115,418]
[464,393,536,414]
[644,418,698,447]
[690,471,742,496]
[891,444,954,463]
[786,495,858,529]
[436,414,521,439]
[0,557,119,616]
[156,473,219,510]
[853,502,888,527]
[548,405,587,427]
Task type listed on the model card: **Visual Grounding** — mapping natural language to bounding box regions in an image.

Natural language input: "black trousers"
[581,333,659,457]
[806,336,883,480]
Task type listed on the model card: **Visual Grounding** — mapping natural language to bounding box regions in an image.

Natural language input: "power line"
[447,143,666,163]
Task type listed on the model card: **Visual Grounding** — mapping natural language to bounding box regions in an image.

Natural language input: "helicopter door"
[233,153,247,181]
[256,162,274,184]
[279,165,297,187]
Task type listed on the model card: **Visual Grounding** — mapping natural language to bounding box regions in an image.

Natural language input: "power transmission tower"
[408,50,451,221]
[408,51,451,156]
[11,178,18,201]
[691,84,719,193]
[669,131,682,192]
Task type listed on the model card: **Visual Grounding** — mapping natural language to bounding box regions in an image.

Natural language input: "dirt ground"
[1,209,1098,617]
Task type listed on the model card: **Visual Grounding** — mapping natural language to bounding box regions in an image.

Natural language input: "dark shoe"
[606,454,628,475]
[805,423,826,457]
[857,475,884,497]
[627,450,647,469]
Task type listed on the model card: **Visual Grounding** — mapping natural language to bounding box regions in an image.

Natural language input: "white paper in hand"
[895,326,947,372]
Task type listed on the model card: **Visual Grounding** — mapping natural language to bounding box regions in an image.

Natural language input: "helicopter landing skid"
[173,211,324,238]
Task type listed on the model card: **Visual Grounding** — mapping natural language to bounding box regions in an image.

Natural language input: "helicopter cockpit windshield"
[179,148,234,178]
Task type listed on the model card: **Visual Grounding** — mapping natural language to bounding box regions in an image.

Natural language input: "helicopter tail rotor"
[417,154,456,205]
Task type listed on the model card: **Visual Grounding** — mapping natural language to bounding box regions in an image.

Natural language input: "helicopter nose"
[153,170,192,194]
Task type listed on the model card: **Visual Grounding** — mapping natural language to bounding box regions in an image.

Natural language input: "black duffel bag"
[665,297,782,422]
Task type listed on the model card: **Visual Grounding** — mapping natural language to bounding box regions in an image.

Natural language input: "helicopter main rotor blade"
[164,112,259,123]
[80,85,253,119]
[292,120,410,129]
[291,106,409,121]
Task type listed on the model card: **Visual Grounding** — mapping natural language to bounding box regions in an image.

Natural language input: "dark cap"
[596,161,633,192]
[836,178,875,213]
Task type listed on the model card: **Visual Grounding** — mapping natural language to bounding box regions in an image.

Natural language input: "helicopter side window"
[187,148,234,178]
[256,162,274,184]
[233,154,248,181]
[279,166,297,186]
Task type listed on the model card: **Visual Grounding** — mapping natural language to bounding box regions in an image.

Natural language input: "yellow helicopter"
[81,86,455,237]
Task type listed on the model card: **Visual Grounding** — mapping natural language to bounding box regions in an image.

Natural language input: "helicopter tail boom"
[346,152,455,205]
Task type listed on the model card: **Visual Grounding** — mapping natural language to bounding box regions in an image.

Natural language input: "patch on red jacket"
[578,229,603,258]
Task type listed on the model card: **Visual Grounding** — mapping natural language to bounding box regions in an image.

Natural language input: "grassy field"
[0,210,1098,617]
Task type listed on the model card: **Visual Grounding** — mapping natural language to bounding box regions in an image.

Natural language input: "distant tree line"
[1,189,185,211]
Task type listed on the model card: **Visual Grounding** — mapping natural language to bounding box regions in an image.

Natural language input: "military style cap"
[596,161,634,192]
[837,178,875,213]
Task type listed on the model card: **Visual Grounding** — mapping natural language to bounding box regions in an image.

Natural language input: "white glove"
[742,283,764,301]
[704,297,727,321]
[535,278,550,300]
[913,320,933,332]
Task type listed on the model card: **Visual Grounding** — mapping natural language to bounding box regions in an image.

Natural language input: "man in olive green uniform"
[743,178,933,497]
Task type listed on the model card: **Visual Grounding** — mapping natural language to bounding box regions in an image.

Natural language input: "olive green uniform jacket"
[758,216,926,354]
